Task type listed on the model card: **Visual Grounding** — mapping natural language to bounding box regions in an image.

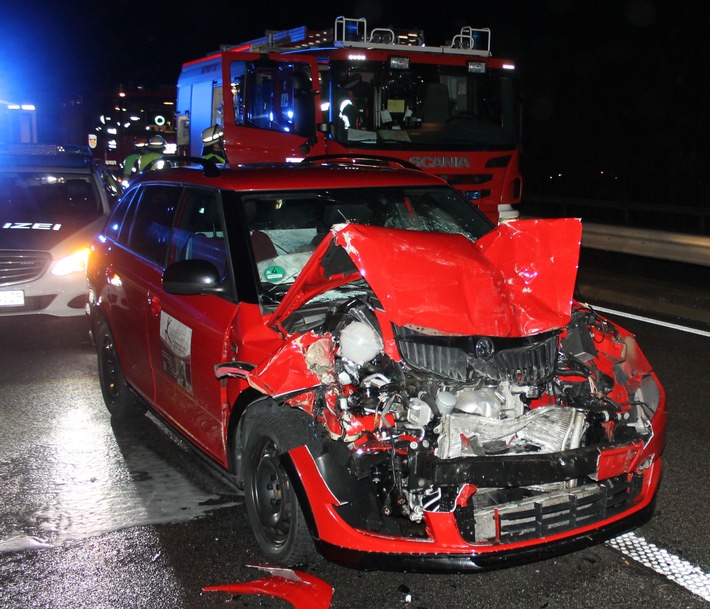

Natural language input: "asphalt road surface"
[0,273,708,608]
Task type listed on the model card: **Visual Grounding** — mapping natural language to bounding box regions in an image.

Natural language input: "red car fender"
[216,332,327,397]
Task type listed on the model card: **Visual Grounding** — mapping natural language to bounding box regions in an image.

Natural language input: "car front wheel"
[243,408,317,566]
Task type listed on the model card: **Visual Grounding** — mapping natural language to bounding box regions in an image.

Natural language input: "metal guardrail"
[524,194,710,233]
[522,195,710,268]
[581,223,710,268]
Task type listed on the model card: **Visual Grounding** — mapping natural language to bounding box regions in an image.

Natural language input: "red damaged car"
[86,159,666,571]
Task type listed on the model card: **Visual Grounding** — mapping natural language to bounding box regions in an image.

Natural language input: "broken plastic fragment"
[398,583,418,603]
[203,565,334,609]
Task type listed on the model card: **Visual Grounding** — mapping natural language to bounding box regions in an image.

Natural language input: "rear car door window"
[104,187,139,243]
[127,185,180,265]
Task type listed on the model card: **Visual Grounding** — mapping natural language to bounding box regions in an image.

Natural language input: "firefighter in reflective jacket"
[122,137,147,183]
[137,135,167,171]
[201,125,226,164]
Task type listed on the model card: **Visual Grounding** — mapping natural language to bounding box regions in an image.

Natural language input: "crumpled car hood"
[269,218,582,338]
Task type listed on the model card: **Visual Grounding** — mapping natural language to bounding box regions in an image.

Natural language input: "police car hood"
[268,218,583,338]
[0,211,105,253]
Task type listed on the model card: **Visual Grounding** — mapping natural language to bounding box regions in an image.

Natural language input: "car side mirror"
[163,259,224,295]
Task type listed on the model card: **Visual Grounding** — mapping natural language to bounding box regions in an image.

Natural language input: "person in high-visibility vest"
[201,125,226,164]
[121,137,147,184]
[137,135,167,171]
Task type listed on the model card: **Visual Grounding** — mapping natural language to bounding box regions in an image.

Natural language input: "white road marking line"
[595,307,710,600]
[608,532,710,602]
[590,305,710,338]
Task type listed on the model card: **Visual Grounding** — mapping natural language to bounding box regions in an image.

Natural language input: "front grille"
[477,335,558,384]
[396,332,469,381]
[457,474,643,543]
[394,326,559,384]
[0,250,51,286]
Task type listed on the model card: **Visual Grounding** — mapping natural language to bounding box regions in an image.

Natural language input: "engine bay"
[280,297,660,541]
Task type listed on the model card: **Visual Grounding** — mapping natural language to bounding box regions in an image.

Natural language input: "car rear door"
[100,184,178,402]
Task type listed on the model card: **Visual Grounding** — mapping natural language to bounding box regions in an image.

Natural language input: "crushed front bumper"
[282,445,661,573]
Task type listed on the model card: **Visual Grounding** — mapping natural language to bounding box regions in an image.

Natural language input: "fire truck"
[177,16,522,222]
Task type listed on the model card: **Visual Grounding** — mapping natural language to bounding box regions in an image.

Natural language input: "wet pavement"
[0,317,240,556]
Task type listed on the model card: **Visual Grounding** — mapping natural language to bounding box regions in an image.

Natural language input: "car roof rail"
[299,154,421,172]
[141,156,222,177]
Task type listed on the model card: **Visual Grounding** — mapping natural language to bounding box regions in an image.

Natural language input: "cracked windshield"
[239,186,492,306]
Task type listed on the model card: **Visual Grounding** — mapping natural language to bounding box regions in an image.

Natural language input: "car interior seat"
[421,83,451,123]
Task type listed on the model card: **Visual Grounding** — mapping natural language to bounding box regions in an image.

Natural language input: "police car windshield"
[0,172,102,215]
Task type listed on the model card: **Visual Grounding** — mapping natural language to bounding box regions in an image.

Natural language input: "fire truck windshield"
[327,61,516,152]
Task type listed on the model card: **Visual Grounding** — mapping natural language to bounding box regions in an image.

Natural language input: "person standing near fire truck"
[201,125,226,164]
[137,135,167,171]
[121,137,147,184]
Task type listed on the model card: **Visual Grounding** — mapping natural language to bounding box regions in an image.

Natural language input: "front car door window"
[171,188,230,283]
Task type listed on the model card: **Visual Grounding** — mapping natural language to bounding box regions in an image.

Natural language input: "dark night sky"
[2,1,708,205]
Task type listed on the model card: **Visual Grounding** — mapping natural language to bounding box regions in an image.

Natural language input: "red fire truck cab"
[177,16,522,222]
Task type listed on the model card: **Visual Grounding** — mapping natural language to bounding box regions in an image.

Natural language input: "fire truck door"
[220,52,325,162]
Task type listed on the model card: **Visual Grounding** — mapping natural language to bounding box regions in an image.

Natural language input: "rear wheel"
[243,408,317,566]
[96,322,146,421]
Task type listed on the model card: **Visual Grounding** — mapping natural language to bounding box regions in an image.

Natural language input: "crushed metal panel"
[269,219,582,337]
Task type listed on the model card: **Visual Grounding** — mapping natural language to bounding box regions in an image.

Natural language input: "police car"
[0,144,115,316]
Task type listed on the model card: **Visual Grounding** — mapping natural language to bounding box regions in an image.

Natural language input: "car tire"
[243,407,318,566]
[96,322,146,421]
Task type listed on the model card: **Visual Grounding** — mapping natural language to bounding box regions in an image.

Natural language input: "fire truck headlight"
[468,61,486,74]
[389,56,410,70]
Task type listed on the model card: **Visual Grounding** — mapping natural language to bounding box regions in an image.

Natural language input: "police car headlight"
[52,248,90,276]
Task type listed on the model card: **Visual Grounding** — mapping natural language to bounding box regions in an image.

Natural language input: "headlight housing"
[51,248,89,276]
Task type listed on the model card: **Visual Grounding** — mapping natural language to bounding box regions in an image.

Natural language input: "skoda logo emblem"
[475,337,495,360]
